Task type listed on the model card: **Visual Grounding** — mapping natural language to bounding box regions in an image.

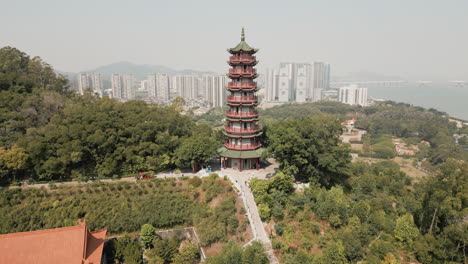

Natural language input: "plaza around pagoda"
[218,29,263,171]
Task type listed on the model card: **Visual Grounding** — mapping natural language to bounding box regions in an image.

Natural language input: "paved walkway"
[219,165,279,264]
[340,128,367,143]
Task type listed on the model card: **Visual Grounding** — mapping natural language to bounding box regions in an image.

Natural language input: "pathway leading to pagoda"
[220,167,280,264]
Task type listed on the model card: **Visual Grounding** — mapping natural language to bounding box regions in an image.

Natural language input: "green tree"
[172,243,199,264]
[140,224,156,249]
[321,240,347,264]
[242,241,268,264]
[267,115,351,186]
[152,237,181,263]
[174,135,218,171]
[394,214,419,248]
[258,203,271,220]
[269,172,294,193]
[114,236,142,264]
[0,145,29,182]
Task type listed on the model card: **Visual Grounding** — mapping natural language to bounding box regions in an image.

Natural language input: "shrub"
[188,176,202,187]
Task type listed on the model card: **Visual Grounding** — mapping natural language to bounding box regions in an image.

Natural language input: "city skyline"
[1,0,467,80]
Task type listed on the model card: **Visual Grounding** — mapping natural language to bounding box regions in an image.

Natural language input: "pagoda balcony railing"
[224,126,260,134]
[224,142,261,150]
[229,56,256,63]
[227,96,258,103]
[229,69,257,75]
[226,111,258,118]
[227,82,257,89]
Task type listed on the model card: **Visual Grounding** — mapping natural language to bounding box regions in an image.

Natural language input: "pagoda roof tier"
[226,87,259,92]
[228,74,258,80]
[227,102,258,107]
[218,146,264,159]
[228,60,258,66]
[227,28,258,53]
[223,131,263,138]
[226,116,259,122]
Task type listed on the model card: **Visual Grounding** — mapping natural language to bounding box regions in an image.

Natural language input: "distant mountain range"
[57,61,216,81]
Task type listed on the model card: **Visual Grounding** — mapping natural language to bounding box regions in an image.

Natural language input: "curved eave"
[218,147,264,159]
[223,131,263,138]
[227,74,258,79]
[226,116,259,122]
[226,102,258,106]
[227,48,259,54]
[226,87,258,92]
[227,61,259,66]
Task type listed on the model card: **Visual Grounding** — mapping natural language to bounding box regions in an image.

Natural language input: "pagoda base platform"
[218,147,264,171]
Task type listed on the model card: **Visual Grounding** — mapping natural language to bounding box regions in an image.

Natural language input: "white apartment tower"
[265,68,279,101]
[111,74,123,99]
[203,75,227,107]
[147,74,157,97]
[156,73,170,101]
[78,73,89,94]
[312,62,330,102]
[122,74,135,100]
[295,63,312,103]
[90,73,103,96]
[278,63,295,102]
[338,84,368,106]
[172,75,200,100]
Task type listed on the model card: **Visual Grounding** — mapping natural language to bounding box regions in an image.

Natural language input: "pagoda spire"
[241,27,245,41]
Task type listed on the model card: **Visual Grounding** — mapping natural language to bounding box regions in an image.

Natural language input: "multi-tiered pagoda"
[219,28,263,171]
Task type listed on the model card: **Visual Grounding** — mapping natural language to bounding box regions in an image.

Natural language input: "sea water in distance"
[367,83,468,121]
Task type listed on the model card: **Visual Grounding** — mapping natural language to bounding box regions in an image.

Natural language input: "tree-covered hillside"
[0,47,219,185]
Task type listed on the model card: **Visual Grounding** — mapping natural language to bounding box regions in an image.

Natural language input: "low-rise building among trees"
[0,220,106,264]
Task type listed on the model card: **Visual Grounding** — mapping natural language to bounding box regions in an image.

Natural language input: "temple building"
[0,220,106,264]
[219,28,263,171]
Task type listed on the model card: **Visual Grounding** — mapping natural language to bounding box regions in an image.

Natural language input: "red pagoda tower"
[219,28,263,171]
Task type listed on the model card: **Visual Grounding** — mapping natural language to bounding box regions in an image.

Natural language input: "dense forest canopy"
[0,47,219,184]
[249,159,467,263]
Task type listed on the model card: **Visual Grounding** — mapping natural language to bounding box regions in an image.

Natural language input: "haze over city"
[2,0,468,80]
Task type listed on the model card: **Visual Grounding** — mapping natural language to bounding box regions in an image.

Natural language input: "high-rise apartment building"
[266,62,329,103]
[155,73,170,102]
[140,80,148,92]
[295,63,312,103]
[203,75,227,107]
[278,63,295,102]
[338,84,368,106]
[122,74,135,100]
[172,75,200,100]
[111,74,123,99]
[311,62,330,102]
[78,73,90,94]
[147,74,157,98]
[89,73,103,96]
[265,68,279,101]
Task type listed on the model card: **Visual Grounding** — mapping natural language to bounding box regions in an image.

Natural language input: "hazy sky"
[1,0,467,79]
